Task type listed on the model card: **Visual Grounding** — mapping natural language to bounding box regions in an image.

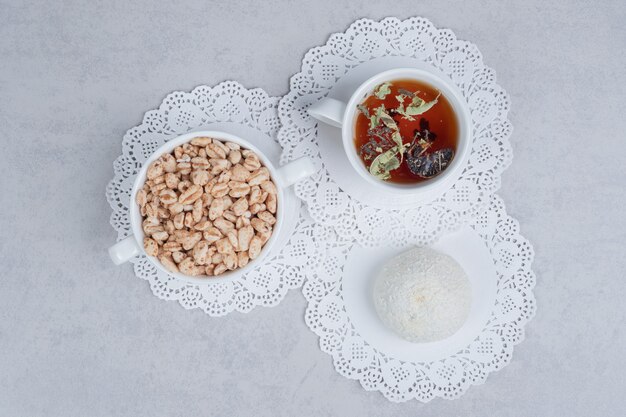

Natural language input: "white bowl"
[108,130,315,285]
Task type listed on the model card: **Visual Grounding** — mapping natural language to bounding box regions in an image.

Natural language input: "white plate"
[342,225,497,362]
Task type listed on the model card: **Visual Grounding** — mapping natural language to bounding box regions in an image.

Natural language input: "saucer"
[342,225,497,363]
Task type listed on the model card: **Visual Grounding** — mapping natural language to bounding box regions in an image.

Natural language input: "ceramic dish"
[309,67,471,194]
[108,130,315,284]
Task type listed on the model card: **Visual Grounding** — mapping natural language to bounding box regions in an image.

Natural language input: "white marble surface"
[1,1,625,416]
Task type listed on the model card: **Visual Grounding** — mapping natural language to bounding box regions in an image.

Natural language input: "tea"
[354,79,458,183]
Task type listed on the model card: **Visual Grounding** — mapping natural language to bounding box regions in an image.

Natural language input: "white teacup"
[308,68,472,194]
[108,130,315,284]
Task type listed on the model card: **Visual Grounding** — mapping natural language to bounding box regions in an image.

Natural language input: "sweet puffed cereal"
[138,138,277,276]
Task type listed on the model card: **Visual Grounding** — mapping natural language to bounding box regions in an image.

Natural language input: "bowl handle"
[109,235,141,265]
[276,157,316,188]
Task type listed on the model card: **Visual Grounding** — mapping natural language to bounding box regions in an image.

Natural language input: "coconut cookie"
[373,247,471,343]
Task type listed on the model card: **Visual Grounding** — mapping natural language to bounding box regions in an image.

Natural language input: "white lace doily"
[106,81,319,316]
[302,194,536,402]
[278,17,513,247]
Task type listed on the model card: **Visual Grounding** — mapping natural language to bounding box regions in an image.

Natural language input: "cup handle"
[108,235,141,265]
[276,157,316,187]
[308,98,347,128]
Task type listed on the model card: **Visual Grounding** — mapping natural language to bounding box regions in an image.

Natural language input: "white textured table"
[1,1,625,416]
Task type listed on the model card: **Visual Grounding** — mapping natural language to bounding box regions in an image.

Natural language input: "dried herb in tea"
[353,79,459,183]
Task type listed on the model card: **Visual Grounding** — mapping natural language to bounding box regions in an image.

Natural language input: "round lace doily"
[302,194,536,402]
[278,17,513,247]
[106,81,319,316]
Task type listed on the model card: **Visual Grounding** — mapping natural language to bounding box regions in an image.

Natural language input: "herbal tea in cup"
[308,68,471,193]
[354,79,458,183]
